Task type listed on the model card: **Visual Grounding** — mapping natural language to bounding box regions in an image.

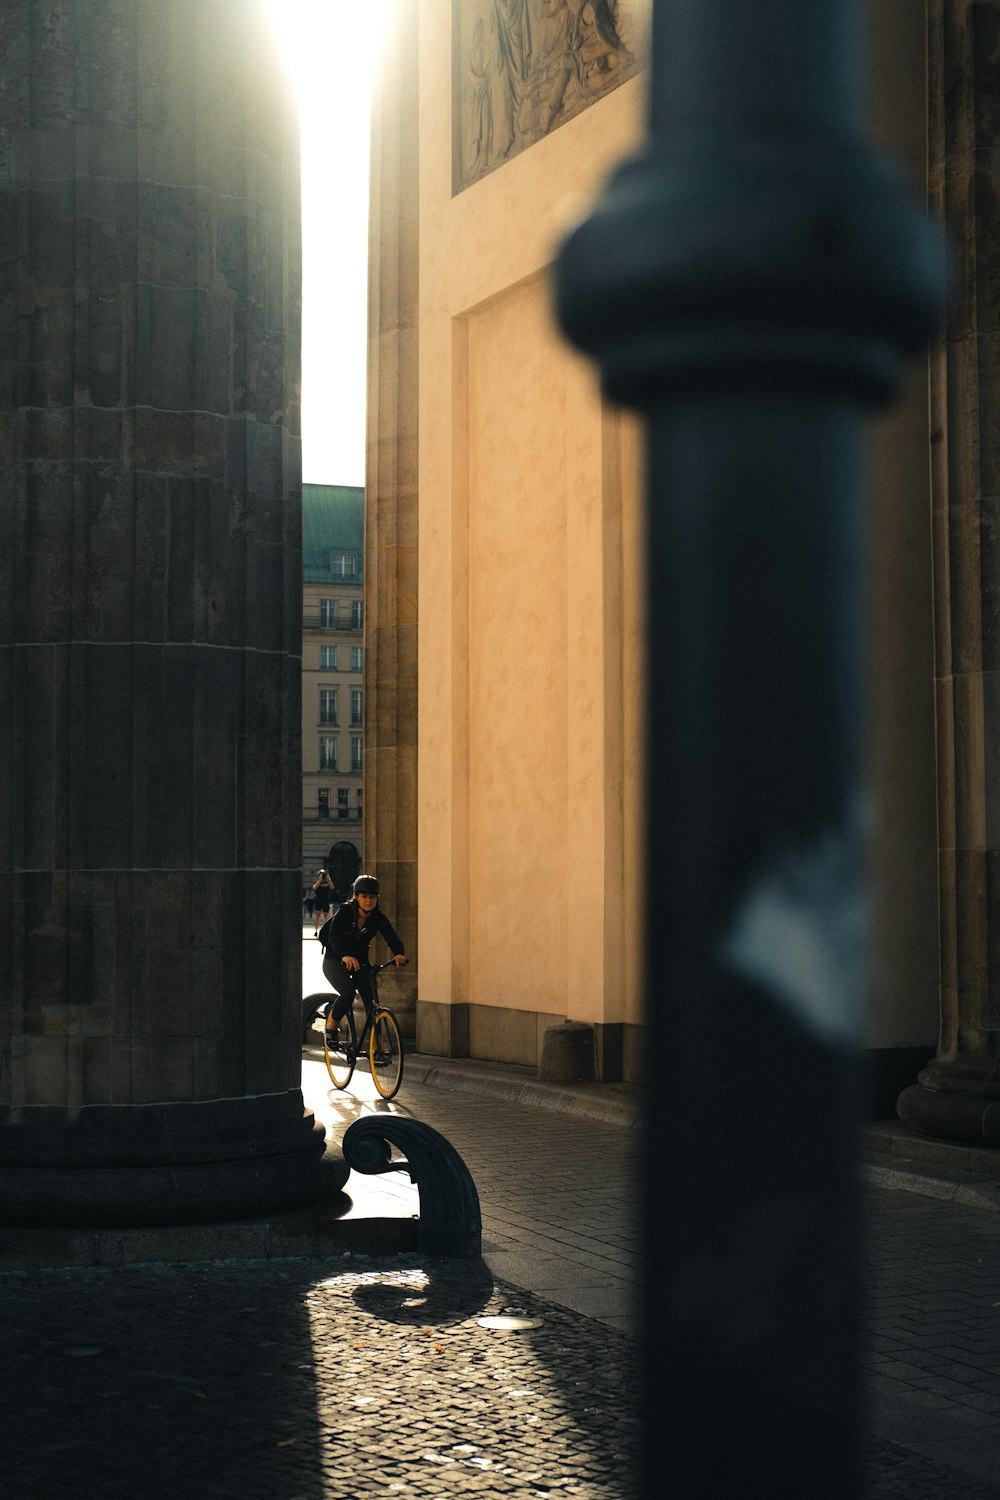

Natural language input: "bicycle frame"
[322,959,405,1100]
[335,958,391,1038]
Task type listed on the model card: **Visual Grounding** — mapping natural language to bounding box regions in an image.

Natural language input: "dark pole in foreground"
[556,3,942,1495]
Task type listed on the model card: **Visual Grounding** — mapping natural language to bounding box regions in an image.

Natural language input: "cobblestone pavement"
[1,1257,637,1500]
[865,1189,1000,1496]
[5,953,1000,1499]
[305,1051,1000,1496]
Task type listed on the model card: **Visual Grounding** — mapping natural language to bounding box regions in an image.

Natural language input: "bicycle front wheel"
[324,1021,355,1089]
[369,1009,404,1100]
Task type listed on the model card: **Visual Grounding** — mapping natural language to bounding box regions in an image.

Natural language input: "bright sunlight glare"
[267,0,395,486]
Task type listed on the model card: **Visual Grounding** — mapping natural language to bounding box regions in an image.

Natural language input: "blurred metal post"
[556,1,943,1494]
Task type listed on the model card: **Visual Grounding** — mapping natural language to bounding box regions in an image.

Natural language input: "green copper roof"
[302,484,364,583]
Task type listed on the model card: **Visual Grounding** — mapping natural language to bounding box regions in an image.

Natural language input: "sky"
[267,1,396,487]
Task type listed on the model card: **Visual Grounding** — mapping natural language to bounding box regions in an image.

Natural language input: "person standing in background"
[311,869,334,935]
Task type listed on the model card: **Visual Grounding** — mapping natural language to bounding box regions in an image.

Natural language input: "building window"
[351,599,363,630]
[319,736,337,771]
[319,687,338,725]
[356,787,363,818]
[350,688,363,727]
[320,645,337,670]
[318,788,330,819]
[320,598,337,628]
[351,646,362,671]
[331,551,357,578]
[338,788,350,819]
[351,736,363,773]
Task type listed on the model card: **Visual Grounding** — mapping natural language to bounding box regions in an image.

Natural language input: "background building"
[301,484,365,901]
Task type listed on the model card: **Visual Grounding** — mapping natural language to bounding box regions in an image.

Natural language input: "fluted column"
[899,0,1000,1143]
[557,0,942,1493]
[364,0,419,1038]
[0,0,326,1225]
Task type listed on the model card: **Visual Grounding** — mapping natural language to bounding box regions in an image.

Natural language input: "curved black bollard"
[302,992,331,1042]
[343,1117,482,1258]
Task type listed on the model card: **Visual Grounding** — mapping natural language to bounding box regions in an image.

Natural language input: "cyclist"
[319,874,406,1041]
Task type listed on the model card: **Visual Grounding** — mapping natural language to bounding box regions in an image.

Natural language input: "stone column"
[364,1,419,1039]
[0,0,326,1225]
[898,0,1000,1143]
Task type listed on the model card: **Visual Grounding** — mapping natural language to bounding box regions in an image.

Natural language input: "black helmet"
[353,874,380,896]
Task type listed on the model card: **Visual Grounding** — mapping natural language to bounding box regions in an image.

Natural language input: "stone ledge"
[0,1172,419,1272]
[865,1120,1000,1179]
[864,1155,1000,1215]
[864,1120,1000,1214]
[402,1053,641,1128]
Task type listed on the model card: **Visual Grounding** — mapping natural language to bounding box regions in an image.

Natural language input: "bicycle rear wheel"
[324,1018,355,1089]
[369,1009,403,1100]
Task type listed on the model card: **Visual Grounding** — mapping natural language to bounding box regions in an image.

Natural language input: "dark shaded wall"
[865,0,940,1115]
[898,0,1000,1143]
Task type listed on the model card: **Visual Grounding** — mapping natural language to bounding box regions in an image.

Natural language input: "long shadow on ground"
[1,1255,639,1500]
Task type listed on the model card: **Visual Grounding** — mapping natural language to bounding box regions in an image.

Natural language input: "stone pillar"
[898,0,1000,1143]
[556,0,942,1493]
[364,1,419,1039]
[0,0,326,1225]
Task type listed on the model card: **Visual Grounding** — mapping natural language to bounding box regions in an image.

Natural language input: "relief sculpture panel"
[453,0,650,193]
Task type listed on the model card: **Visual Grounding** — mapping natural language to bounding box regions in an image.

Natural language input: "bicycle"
[320,960,405,1101]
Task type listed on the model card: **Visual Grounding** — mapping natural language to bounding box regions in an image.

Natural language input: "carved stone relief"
[453,0,650,193]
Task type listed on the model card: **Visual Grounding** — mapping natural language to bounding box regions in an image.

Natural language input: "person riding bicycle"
[319,874,406,1041]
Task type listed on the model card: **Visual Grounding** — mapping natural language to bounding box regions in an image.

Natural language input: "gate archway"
[326,841,361,901]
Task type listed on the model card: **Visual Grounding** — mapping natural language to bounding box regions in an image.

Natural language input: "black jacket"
[321,900,404,965]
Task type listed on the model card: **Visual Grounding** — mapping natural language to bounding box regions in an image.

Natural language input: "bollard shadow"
[349,1253,494,1326]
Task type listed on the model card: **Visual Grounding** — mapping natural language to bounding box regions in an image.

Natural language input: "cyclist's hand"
[343,956,360,973]
[394,954,408,967]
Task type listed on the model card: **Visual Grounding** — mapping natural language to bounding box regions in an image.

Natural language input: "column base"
[897,1072,1000,1146]
[0,1091,333,1228]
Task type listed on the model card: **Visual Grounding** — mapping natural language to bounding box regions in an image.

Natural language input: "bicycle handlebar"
[372,958,408,973]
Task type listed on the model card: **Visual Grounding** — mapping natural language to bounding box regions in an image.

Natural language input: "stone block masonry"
[0,0,325,1224]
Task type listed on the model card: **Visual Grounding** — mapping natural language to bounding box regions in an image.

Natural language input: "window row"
[319,599,363,630]
[320,645,363,672]
[319,735,363,773]
[317,786,363,820]
[318,687,363,727]
[330,551,358,579]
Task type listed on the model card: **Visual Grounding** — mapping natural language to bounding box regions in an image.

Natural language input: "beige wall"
[409,1,938,1076]
[416,3,647,1065]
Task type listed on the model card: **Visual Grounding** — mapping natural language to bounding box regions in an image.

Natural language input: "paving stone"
[866,1436,1000,1498]
[0,1256,638,1500]
[6,1060,1000,1493]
